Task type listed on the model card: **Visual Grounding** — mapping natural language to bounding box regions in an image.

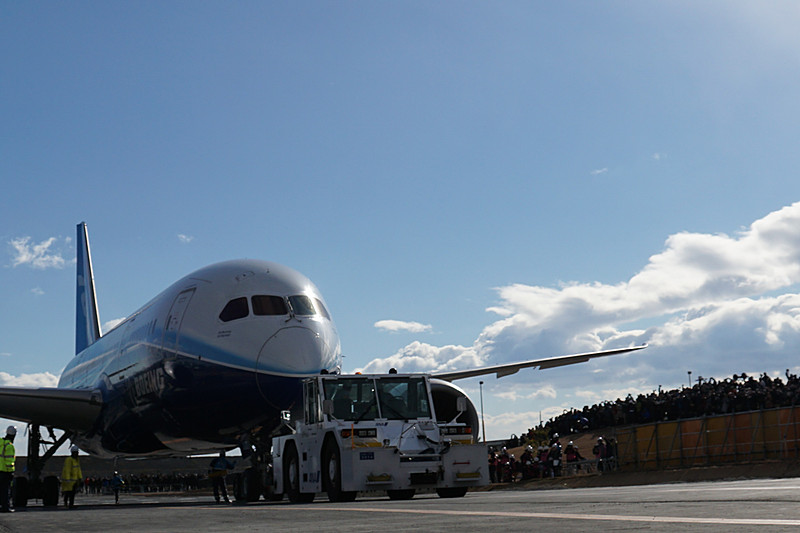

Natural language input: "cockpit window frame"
[218,297,250,322]
[314,298,331,320]
[288,295,317,317]
[220,293,328,323]
[251,295,289,316]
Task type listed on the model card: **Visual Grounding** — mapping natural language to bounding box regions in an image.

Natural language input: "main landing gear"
[13,424,69,508]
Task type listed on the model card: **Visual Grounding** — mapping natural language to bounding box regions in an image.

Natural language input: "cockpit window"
[315,298,331,320]
[252,295,288,316]
[288,295,316,316]
[219,297,249,322]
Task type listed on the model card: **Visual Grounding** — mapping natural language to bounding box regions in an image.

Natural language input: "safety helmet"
[5,426,16,436]
[70,445,79,453]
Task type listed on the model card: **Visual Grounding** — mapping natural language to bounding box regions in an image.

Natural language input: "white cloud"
[590,168,608,176]
[374,320,432,333]
[358,341,484,374]
[102,318,126,333]
[31,287,44,296]
[9,236,69,269]
[483,408,566,438]
[0,371,59,388]
[572,383,655,404]
[496,384,557,402]
[178,234,194,244]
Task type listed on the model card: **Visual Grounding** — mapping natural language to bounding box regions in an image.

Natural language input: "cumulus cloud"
[9,236,69,269]
[361,202,800,412]
[374,320,432,333]
[358,341,484,374]
[590,168,608,176]
[178,234,194,244]
[0,371,59,388]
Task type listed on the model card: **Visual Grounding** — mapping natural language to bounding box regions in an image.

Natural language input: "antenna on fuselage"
[75,222,102,354]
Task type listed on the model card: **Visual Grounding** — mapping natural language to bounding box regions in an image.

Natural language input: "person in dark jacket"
[209,451,235,503]
[111,471,125,504]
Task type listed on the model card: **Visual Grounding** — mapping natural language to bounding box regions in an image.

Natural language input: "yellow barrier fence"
[613,406,800,471]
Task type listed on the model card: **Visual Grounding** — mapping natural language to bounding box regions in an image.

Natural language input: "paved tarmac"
[2,478,800,532]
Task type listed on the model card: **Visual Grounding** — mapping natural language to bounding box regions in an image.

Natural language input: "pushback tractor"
[271,372,488,502]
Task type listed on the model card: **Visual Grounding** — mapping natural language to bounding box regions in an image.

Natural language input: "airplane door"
[162,288,196,355]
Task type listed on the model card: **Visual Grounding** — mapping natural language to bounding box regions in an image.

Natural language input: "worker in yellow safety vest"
[0,426,16,513]
[61,445,83,509]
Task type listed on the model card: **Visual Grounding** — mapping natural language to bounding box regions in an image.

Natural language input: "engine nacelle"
[429,379,481,440]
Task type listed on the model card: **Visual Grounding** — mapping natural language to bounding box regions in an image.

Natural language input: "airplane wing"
[0,387,103,431]
[431,344,647,382]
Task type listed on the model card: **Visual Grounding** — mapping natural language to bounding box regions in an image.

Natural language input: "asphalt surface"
[2,478,800,532]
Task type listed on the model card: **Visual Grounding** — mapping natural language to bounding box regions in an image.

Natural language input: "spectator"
[535,370,800,439]
[593,437,608,473]
[488,450,499,483]
[564,441,584,474]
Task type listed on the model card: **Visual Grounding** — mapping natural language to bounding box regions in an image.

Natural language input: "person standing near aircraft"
[111,471,125,504]
[0,426,16,513]
[61,445,83,509]
[209,451,235,503]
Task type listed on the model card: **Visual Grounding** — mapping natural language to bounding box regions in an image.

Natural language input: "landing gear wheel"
[323,444,356,502]
[12,476,28,508]
[264,484,284,502]
[234,468,261,503]
[43,476,60,507]
[284,444,314,503]
[261,462,283,501]
[387,489,415,500]
[436,487,468,498]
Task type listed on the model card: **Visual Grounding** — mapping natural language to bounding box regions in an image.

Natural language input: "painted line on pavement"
[321,506,800,526]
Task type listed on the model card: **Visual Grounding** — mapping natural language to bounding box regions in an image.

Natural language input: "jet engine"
[429,379,481,439]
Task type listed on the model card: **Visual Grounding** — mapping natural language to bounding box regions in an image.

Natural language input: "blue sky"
[3,2,800,449]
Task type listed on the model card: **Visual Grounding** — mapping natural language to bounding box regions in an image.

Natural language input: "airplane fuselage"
[59,259,341,457]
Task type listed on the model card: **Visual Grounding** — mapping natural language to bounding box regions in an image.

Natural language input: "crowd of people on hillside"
[488,370,800,483]
[528,370,800,440]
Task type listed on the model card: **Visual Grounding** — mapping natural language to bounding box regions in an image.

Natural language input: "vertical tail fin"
[76,222,101,354]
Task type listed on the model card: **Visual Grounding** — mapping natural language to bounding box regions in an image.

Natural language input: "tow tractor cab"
[272,372,488,502]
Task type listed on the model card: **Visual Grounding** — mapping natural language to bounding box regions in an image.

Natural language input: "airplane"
[0,223,646,505]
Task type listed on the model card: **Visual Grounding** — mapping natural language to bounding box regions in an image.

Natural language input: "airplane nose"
[256,325,329,375]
